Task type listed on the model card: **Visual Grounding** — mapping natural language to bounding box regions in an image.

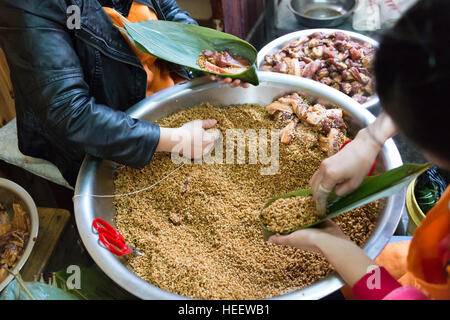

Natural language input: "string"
[72,163,186,200]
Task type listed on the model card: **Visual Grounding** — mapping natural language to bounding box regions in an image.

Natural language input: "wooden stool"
[21,207,71,281]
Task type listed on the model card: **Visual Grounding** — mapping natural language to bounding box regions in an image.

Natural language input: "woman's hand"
[311,128,382,198]
[156,119,220,159]
[268,220,348,253]
[208,75,250,88]
[310,113,398,215]
[269,220,376,287]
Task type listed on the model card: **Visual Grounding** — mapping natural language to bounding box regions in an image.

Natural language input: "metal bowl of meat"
[289,0,357,27]
[0,178,39,291]
[74,72,404,300]
[257,29,379,109]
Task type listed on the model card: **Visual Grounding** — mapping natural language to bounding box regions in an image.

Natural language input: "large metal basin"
[74,72,404,300]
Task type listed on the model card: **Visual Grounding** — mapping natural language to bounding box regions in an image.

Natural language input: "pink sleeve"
[352,266,402,300]
[382,286,428,300]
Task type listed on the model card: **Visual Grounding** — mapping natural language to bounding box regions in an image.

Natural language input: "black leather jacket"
[0,0,196,186]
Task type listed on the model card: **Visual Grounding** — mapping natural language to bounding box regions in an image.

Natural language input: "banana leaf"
[54,265,133,300]
[120,20,259,85]
[260,163,432,241]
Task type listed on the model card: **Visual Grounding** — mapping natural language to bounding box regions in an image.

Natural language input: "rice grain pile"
[114,102,381,299]
[261,196,319,233]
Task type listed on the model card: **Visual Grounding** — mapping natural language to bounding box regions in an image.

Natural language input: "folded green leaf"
[120,20,259,85]
[261,163,432,241]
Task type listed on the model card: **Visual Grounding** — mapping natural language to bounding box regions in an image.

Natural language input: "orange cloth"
[402,186,450,299]
[103,2,185,97]
[342,187,450,300]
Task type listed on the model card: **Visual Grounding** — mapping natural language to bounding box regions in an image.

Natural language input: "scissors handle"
[93,218,122,239]
[98,232,132,256]
[93,218,132,256]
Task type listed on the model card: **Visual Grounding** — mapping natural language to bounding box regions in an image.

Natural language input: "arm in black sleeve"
[157,0,198,25]
[0,3,160,169]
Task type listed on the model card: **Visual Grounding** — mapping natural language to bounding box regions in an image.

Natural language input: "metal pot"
[74,72,404,300]
[288,0,357,28]
[0,178,39,291]
[257,28,380,109]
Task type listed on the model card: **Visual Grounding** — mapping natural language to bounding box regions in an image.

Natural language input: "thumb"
[268,234,291,246]
[315,184,331,218]
[201,119,217,129]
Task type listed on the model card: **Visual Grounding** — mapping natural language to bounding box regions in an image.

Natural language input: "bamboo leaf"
[120,20,259,85]
[261,163,432,241]
[54,265,132,300]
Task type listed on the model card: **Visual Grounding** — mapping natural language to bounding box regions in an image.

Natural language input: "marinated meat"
[302,60,322,79]
[0,211,8,225]
[266,101,293,115]
[280,118,298,144]
[197,49,250,75]
[0,268,7,283]
[319,128,341,156]
[1,243,19,267]
[0,202,30,282]
[262,31,375,103]
[169,213,184,226]
[278,92,304,108]
[267,93,345,157]
[0,224,11,237]
[12,203,29,232]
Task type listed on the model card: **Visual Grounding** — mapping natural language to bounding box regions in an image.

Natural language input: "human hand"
[156,119,220,159]
[208,75,250,88]
[268,220,348,253]
[269,220,375,287]
[310,128,382,215]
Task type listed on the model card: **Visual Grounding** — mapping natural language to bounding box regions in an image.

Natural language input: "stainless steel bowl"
[0,178,39,291]
[257,28,380,109]
[74,72,404,300]
[289,0,357,27]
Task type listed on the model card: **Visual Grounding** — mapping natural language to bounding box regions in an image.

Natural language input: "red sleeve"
[352,266,402,300]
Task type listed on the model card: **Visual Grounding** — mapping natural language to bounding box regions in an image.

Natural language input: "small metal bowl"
[0,178,39,292]
[289,0,357,27]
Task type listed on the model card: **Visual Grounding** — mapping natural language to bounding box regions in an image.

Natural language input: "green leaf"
[54,265,132,300]
[120,20,259,85]
[260,163,432,241]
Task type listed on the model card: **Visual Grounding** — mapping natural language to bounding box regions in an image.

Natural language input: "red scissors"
[92,218,142,257]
